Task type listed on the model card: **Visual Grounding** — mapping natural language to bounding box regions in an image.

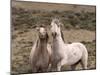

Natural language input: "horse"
[50,18,88,71]
[29,26,52,73]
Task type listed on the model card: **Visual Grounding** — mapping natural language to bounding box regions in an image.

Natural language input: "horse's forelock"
[52,18,62,28]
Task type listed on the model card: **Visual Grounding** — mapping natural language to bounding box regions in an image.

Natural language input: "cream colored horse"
[50,18,88,71]
[29,26,52,72]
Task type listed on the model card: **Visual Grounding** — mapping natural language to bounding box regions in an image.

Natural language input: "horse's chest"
[37,53,49,65]
[52,44,63,62]
[53,43,65,56]
[32,47,50,65]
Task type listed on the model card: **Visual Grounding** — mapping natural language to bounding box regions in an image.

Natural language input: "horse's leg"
[71,64,77,70]
[50,63,57,71]
[80,55,88,69]
[57,62,62,71]
[47,63,52,72]
[41,67,47,72]
[32,67,37,73]
[57,59,67,71]
[71,59,81,70]
[80,59,88,69]
[43,65,50,72]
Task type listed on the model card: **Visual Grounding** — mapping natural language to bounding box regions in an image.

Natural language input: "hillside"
[12,1,96,12]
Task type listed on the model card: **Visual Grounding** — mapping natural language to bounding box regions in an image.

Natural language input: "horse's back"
[67,42,88,56]
[66,42,87,52]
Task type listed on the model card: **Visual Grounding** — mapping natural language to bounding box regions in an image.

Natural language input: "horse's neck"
[37,39,48,52]
[40,39,47,47]
[52,35,65,60]
[53,35,65,48]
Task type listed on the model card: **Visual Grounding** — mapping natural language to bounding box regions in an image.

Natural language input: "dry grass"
[11,29,96,74]
[12,1,95,12]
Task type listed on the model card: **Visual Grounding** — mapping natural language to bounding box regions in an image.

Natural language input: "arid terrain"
[11,1,96,74]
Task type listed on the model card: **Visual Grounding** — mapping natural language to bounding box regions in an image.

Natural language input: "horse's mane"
[61,30,65,43]
[36,38,39,48]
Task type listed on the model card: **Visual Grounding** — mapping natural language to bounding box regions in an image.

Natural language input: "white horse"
[29,26,52,72]
[50,18,88,71]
